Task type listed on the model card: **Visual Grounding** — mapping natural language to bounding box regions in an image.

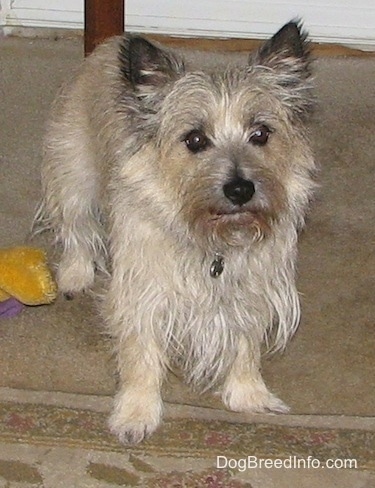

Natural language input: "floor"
[0,35,374,487]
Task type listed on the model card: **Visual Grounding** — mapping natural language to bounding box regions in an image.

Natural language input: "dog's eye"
[249,125,271,146]
[184,130,209,153]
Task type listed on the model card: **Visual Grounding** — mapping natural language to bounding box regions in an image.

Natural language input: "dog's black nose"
[223,177,255,206]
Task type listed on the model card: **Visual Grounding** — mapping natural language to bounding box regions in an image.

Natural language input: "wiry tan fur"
[35,22,316,444]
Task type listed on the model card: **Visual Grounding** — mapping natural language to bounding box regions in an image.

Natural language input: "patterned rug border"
[1,386,374,431]
[1,401,374,471]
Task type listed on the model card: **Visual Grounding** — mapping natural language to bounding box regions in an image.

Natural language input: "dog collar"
[210,254,224,278]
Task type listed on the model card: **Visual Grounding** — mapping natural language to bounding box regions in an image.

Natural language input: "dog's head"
[119,22,316,249]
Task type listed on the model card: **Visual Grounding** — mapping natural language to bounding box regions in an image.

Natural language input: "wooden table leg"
[84,0,125,56]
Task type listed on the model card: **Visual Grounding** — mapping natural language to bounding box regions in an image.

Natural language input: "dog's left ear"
[253,21,314,117]
[255,21,311,76]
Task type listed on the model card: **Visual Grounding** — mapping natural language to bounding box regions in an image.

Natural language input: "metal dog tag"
[210,255,224,278]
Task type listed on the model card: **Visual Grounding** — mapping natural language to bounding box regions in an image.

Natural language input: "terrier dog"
[35,21,316,444]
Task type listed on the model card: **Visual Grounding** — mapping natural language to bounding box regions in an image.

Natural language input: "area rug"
[0,396,374,487]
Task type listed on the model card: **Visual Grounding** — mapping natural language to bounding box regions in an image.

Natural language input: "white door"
[2,0,375,48]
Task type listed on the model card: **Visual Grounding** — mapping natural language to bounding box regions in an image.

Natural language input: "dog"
[35,21,316,444]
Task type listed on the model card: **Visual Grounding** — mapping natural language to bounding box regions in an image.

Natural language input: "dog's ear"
[255,21,311,75]
[119,36,184,92]
[253,21,314,117]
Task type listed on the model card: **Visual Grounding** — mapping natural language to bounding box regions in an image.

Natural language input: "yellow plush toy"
[0,246,57,317]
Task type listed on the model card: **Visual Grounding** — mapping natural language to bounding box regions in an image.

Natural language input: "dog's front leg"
[108,333,164,444]
[222,335,289,414]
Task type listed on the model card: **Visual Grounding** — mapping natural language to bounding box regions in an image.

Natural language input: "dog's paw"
[109,418,159,445]
[222,377,289,414]
[57,255,95,294]
[108,393,163,445]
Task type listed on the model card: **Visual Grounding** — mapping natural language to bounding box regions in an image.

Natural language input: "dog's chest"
[174,251,258,316]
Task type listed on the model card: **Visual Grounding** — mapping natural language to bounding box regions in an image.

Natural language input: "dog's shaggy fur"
[35,21,316,444]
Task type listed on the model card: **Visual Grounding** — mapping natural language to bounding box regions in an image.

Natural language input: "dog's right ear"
[119,36,184,92]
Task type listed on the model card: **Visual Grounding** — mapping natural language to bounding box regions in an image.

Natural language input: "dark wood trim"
[145,34,374,57]
[84,0,124,56]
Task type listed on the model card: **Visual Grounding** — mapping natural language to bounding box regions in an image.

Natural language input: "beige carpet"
[0,36,374,414]
[0,36,374,487]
